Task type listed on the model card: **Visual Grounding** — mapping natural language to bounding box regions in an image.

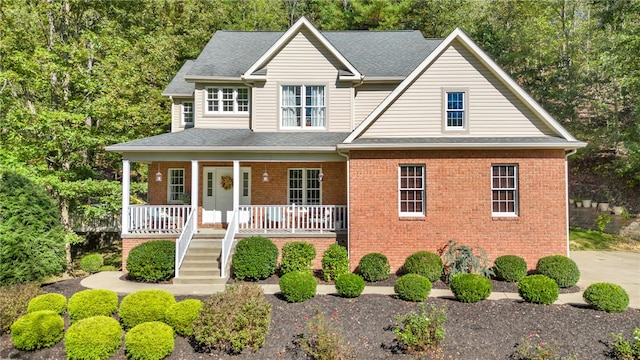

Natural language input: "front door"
[202,167,234,224]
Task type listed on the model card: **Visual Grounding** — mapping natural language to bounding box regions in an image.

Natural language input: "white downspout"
[337,149,350,258]
[565,149,578,257]
[121,160,130,235]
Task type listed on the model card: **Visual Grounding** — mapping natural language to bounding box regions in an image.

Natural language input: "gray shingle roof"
[163,60,196,96]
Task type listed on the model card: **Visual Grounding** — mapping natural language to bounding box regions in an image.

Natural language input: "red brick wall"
[348,149,568,272]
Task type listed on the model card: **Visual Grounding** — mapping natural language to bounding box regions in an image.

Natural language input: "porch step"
[175,239,235,285]
[173,275,228,285]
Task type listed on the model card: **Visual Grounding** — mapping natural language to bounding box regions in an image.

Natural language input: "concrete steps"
[174,240,232,285]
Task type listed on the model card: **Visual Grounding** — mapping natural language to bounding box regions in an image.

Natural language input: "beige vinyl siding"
[194,85,250,129]
[362,39,557,138]
[252,29,352,132]
[353,83,395,129]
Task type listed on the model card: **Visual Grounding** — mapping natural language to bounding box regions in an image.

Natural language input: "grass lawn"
[569,227,640,251]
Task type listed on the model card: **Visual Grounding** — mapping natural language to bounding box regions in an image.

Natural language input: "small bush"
[301,311,351,360]
[535,255,580,288]
[583,283,629,313]
[126,240,175,282]
[27,293,67,315]
[280,241,316,275]
[65,316,122,360]
[80,254,104,273]
[517,275,559,305]
[10,310,64,350]
[493,255,528,282]
[335,273,365,298]
[449,273,492,303]
[0,283,41,334]
[440,240,494,282]
[279,271,317,303]
[164,299,203,336]
[231,236,278,280]
[192,283,271,354]
[321,244,350,282]
[394,303,446,354]
[119,289,176,329]
[512,333,571,360]
[394,274,432,302]
[98,265,118,272]
[611,327,640,360]
[402,251,443,283]
[68,289,119,323]
[125,321,174,360]
[357,252,390,282]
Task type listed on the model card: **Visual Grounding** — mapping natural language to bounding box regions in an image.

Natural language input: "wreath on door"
[221,175,233,190]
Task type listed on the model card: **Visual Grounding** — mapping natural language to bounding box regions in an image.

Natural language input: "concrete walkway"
[81,251,640,309]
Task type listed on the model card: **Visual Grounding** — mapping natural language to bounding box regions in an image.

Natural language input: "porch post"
[121,159,130,235]
[232,160,240,211]
[191,160,199,234]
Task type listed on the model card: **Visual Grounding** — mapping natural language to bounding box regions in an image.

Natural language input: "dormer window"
[182,101,193,126]
[444,90,467,131]
[281,85,326,129]
[205,87,249,114]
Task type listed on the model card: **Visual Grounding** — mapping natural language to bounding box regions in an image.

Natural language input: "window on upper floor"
[281,85,326,129]
[491,164,518,216]
[444,90,467,131]
[288,168,321,205]
[399,165,425,216]
[167,168,185,203]
[182,101,194,126]
[205,87,249,114]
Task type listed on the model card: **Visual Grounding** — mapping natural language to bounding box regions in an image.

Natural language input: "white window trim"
[204,87,249,115]
[167,168,185,204]
[442,88,469,132]
[280,85,327,130]
[398,165,425,217]
[181,101,193,126]
[287,168,322,205]
[491,164,519,217]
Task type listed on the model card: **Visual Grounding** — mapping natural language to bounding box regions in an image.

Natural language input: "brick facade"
[348,149,568,272]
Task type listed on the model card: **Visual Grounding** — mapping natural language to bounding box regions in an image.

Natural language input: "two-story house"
[107,18,585,284]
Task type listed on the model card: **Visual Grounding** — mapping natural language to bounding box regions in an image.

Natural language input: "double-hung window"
[399,165,425,216]
[445,91,466,130]
[288,169,321,205]
[182,101,193,126]
[167,168,185,203]
[491,165,518,216]
[281,85,326,128]
[205,87,249,114]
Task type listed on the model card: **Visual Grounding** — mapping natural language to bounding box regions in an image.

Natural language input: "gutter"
[337,142,588,151]
[105,145,340,153]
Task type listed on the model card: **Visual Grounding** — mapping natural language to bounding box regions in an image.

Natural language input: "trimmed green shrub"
[10,310,64,350]
[335,273,365,298]
[402,251,443,282]
[535,255,580,288]
[0,283,42,334]
[321,244,350,282]
[192,283,271,354]
[357,252,390,282]
[125,321,174,360]
[27,293,67,315]
[493,255,528,282]
[394,274,432,302]
[98,265,118,272]
[231,236,278,280]
[449,273,492,303]
[164,299,203,336]
[280,241,316,275]
[583,283,629,313]
[68,289,118,323]
[80,253,104,273]
[126,240,175,282]
[517,275,559,305]
[279,271,317,303]
[119,290,176,330]
[394,304,447,354]
[65,316,122,360]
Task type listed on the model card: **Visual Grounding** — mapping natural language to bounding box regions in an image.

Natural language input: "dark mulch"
[1,277,635,360]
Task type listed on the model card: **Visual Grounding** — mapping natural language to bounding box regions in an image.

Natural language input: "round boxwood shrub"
[98,265,118,272]
[68,289,119,323]
[126,240,175,282]
[279,271,317,303]
[493,255,528,282]
[449,273,492,303]
[10,310,64,350]
[119,289,176,329]
[402,251,443,282]
[27,293,67,315]
[357,252,390,282]
[65,316,122,360]
[394,274,432,302]
[80,254,104,274]
[517,275,559,305]
[335,273,365,298]
[164,299,203,336]
[280,241,316,275]
[535,255,580,288]
[125,321,174,360]
[232,236,278,280]
[321,244,350,282]
[583,283,629,313]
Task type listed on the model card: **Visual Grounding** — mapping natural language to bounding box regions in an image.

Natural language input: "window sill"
[399,216,425,221]
[491,216,519,221]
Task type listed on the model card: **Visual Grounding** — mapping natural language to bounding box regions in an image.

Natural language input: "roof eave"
[161,92,193,97]
[337,141,587,151]
[183,76,245,82]
[105,145,339,153]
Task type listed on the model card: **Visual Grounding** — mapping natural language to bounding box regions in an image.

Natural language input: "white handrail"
[175,211,196,278]
[221,210,238,278]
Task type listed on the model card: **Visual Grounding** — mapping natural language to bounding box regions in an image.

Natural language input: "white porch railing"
[221,210,239,278]
[238,205,347,233]
[128,205,191,232]
[175,211,196,278]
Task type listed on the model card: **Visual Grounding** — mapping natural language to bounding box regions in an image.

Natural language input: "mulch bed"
[1,277,633,360]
